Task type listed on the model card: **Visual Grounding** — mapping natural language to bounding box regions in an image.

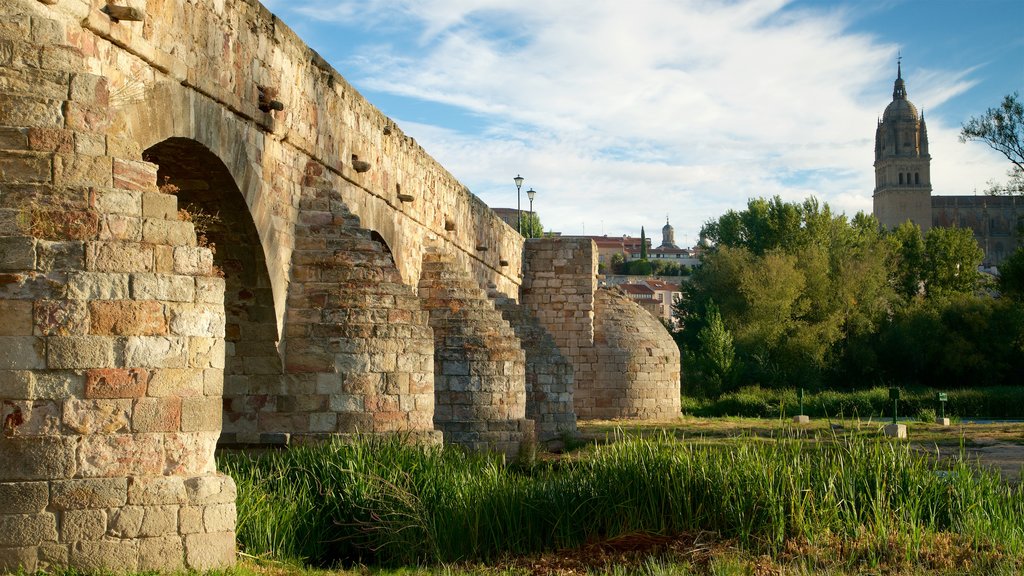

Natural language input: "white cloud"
[280,0,1011,242]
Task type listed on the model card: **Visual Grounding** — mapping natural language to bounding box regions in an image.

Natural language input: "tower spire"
[893,54,907,100]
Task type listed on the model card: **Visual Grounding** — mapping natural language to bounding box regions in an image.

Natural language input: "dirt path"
[927,439,1024,483]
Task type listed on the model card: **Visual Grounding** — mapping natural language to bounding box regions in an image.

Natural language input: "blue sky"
[262,0,1023,245]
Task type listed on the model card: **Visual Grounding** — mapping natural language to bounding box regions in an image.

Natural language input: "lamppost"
[526,188,537,238]
[513,174,524,235]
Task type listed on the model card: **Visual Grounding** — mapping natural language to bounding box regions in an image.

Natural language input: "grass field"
[218,416,1024,576]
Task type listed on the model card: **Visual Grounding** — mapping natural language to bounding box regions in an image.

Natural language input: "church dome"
[883,98,919,124]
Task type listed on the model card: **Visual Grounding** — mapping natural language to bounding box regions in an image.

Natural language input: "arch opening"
[144,138,282,444]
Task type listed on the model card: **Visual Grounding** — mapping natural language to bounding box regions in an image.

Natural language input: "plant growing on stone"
[15,195,97,240]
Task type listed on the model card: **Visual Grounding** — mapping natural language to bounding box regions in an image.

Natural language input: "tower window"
[915,173,919,185]
[899,173,904,185]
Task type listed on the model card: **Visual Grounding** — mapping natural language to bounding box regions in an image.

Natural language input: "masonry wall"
[522,239,681,421]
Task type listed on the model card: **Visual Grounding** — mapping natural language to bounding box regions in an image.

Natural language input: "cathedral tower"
[873,61,933,231]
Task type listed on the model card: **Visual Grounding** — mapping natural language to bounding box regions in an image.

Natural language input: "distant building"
[617,278,682,323]
[872,62,1022,266]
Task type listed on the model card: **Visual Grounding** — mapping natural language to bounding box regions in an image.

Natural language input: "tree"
[520,212,544,238]
[640,227,648,260]
[886,220,926,301]
[960,92,1024,195]
[694,300,735,396]
[998,247,1024,297]
[922,226,984,295]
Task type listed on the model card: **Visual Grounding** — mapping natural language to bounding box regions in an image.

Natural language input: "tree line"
[673,196,1024,396]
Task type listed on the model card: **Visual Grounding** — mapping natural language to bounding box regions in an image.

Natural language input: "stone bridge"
[0,0,681,571]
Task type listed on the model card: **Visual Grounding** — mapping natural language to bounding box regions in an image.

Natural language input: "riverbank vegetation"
[674,196,1024,397]
[220,432,1024,575]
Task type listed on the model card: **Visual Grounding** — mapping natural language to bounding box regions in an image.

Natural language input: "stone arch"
[142,138,282,444]
[119,82,291,339]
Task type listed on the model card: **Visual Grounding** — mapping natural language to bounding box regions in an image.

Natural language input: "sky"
[261,0,1024,246]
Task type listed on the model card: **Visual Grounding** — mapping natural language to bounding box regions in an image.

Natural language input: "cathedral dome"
[883,98,919,124]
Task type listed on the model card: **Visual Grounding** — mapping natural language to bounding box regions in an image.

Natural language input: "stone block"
[50,478,127,509]
[203,503,236,533]
[89,300,167,336]
[132,397,182,432]
[172,246,213,276]
[0,512,58,546]
[36,240,87,270]
[111,159,157,194]
[66,271,130,300]
[46,335,117,369]
[36,542,68,571]
[68,540,139,573]
[792,415,810,424]
[139,535,184,571]
[86,242,153,273]
[0,482,48,514]
[124,336,188,368]
[169,304,224,337]
[33,371,84,399]
[84,368,150,399]
[883,423,907,439]
[184,474,236,505]
[184,531,235,570]
[93,188,142,216]
[0,237,36,272]
[63,102,110,133]
[936,417,951,426]
[62,398,130,434]
[53,154,111,187]
[0,150,51,183]
[1,399,61,436]
[33,299,89,336]
[142,192,177,220]
[147,368,204,397]
[26,127,73,153]
[163,432,217,476]
[143,218,195,246]
[61,508,106,541]
[0,300,33,336]
[0,96,63,128]
[0,545,37,573]
[108,505,177,538]
[178,506,203,534]
[194,277,225,304]
[203,368,224,396]
[128,476,188,506]
[131,273,194,302]
[181,397,221,432]
[188,337,225,369]
[99,214,143,241]
[0,336,45,370]
[75,132,106,156]
[77,433,164,477]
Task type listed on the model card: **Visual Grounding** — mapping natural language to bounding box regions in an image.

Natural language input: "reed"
[219,431,1024,571]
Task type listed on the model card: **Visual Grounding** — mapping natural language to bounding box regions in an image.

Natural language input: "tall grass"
[685,385,1024,419]
[219,433,1024,570]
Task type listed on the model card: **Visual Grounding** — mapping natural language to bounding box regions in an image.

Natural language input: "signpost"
[884,387,907,439]
[936,392,950,426]
[792,388,809,424]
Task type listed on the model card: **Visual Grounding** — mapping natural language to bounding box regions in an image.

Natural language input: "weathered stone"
[0,300,33,336]
[178,506,203,535]
[147,368,203,397]
[70,74,109,107]
[127,476,188,506]
[66,271,130,300]
[93,189,142,216]
[0,513,57,546]
[0,545,37,572]
[33,371,84,399]
[0,237,35,272]
[163,432,216,475]
[47,336,117,369]
[142,191,177,220]
[109,505,177,538]
[53,154,112,187]
[131,273,194,302]
[62,398,130,434]
[132,397,181,432]
[61,508,106,541]
[33,299,89,336]
[86,242,153,273]
[83,368,149,399]
[68,540,138,573]
[36,542,69,571]
[203,503,236,533]
[89,300,167,336]
[187,337,225,369]
[142,218,195,246]
[37,240,87,270]
[0,482,48,514]
[76,433,163,477]
[194,277,225,304]
[180,397,220,432]
[138,535,184,571]
[26,127,73,153]
[172,246,213,276]
[0,95,63,128]
[124,336,188,368]
[184,531,235,570]
[0,336,45,370]
[1,399,61,436]
[50,478,127,509]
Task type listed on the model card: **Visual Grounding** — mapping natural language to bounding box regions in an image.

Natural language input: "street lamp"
[513,174,524,234]
[526,188,537,238]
